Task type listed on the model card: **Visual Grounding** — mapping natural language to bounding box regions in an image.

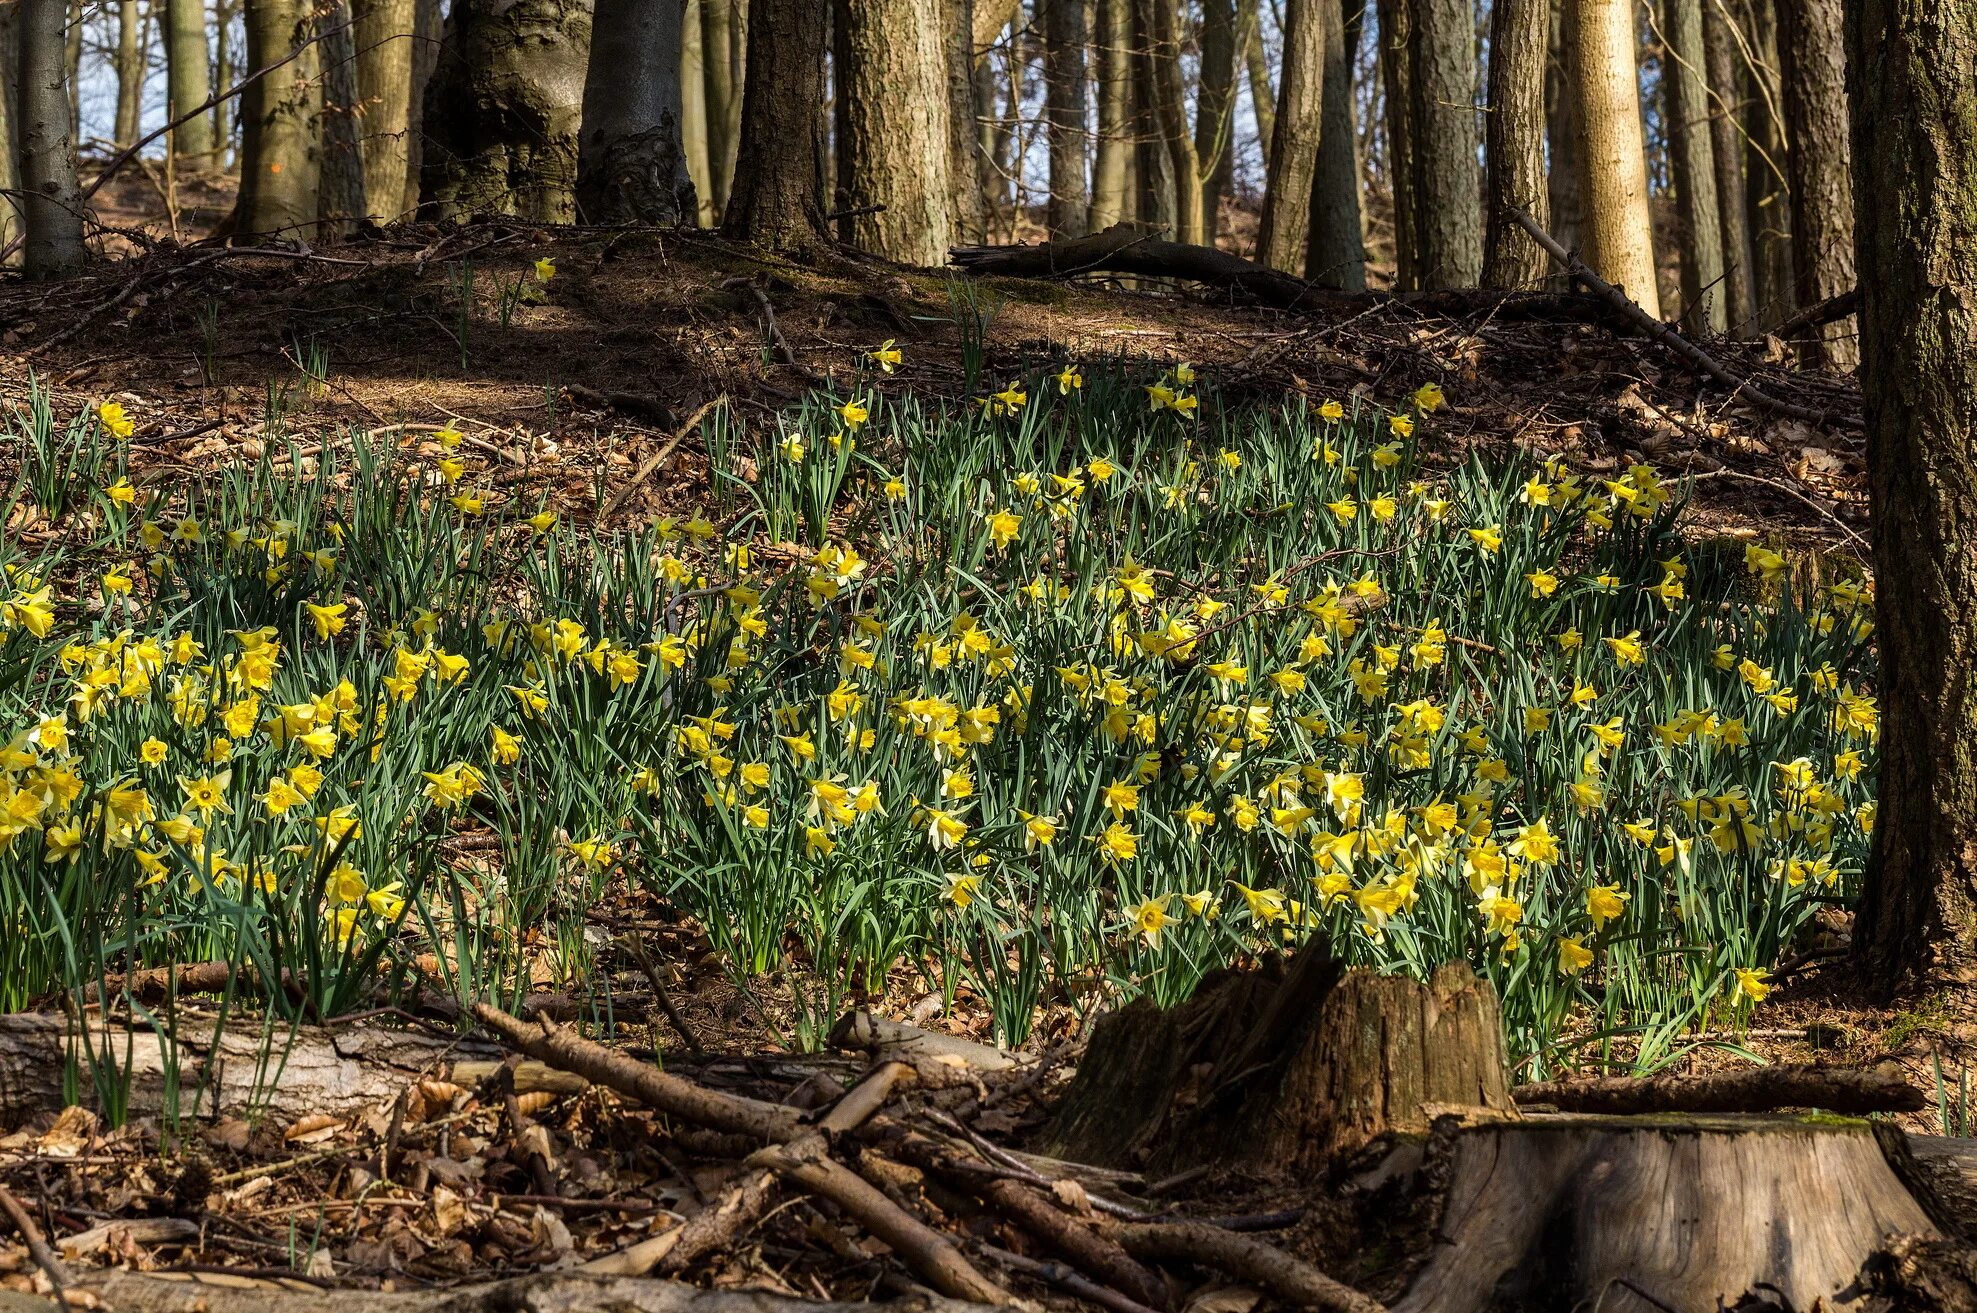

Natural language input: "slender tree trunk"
[577,0,694,223]
[1409,0,1480,287]
[1043,0,1090,239]
[702,0,737,215]
[0,6,20,263]
[165,0,214,160]
[721,0,826,247]
[1545,0,1582,261]
[1777,0,1855,367]
[1847,0,1977,994]
[63,1,79,139]
[1242,0,1275,151]
[235,0,321,238]
[1257,0,1324,271]
[316,1,367,236]
[403,0,440,212]
[114,0,145,148]
[1481,0,1548,286]
[1662,0,1724,331]
[1375,0,1416,288]
[19,0,83,275]
[1194,0,1235,242]
[1089,0,1131,228]
[1567,0,1659,316]
[1142,0,1200,245]
[1305,0,1362,285]
[1702,0,1755,331]
[837,0,953,264]
[682,0,712,223]
[942,0,990,244]
[1128,0,1172,232]
[1743,0,1791,328]
[352,0,416,222]
[212,0,234,156]
[420,0,588,223]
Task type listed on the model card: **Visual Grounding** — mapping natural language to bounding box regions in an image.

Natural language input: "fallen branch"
[722,276,824,383]
[1111,1221,1386,1313]
[1503,205,1854,428]
[598,397,727,526]
[564,383,677,427]
[830,1011,1025,1073]
[1512,1062,1926,1115]
[1775,288,1861,339]
[0,1180,72,1304]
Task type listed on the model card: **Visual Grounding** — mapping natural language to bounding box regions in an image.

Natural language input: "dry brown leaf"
[284,1113,344,1144]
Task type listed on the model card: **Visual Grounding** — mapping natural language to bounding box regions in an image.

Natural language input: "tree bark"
[722,0,827,247]
[0,6,19,263]
[213,0,235,154]
[835,0,953,264]
[1088,0,1132,229]
[352,0,417,222]
[1407,0,1480,287]
[1702,0,1755,331]
[114,0,145,148]
[1847,0,1977,996]
[577,0,696,224]
[701,0,738,215]
[1257,0,1325,271]
[1481,0,1548,287]
[1376,0,1417,289]
[1241,0,1275,152]
[1194,0,1235,242]
[1307,0,1363,287]
[1567,0,1660,317]
[1661,0,1725,331]
[1128,0,1172,233]
[1141,0,1201,246]
[1042,0,1090,239]
[682,0,712,223]
[316,1,367,236]
[1544,0,1583,261]
[941,0,991,245]
[403,0,441,212]
[1778,0,1855,368]
[18,0,84,276]
[164,0,214,160]
[1743,0,1792,329]
[234,0,322,238]
[420,0,590,223]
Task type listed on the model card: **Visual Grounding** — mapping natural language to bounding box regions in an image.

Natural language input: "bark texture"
[1544,0,1583,261]
[1481,0,1549,287]
[836,0,954,264]
[316,2,368,235]
[1375,0,1417,288]
[1241,0,1274,151]
[1703,0,1756,331]
[1407,0,1481,287]
[1779,0,1857,367]
[1257,0,1326,272]
[720,0,827,249]
[353,0,419,221]
[114,0,144,148]
[940,0,990,245]
[577,0,695,224]
[701,0,738,215]
[19,0,85,276]
[421,0,591,222]
[0,7,18,262]
[164,0,214,159]
[1663,0,1726,331]
[1194,0,1236,241]
[681,0,711,222]
[1745,0,1793,328]
[1142,0,1202,245]
[1042,0,1090,239]
[234,0,322,238]
[1088,0,1133,229]
[1567,0,1660,316]
[1307,0,1363,288]
[1847,0,1977,995]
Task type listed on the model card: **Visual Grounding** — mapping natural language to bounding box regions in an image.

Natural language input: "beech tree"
[352,0,420,222]
[165,0,214,159]
[1042,0,1090,239]
[234,0,322,238]
[18,0,83,276]
[1567,0,1660,317]
[577,0,697,224]
[1256,0,1326,272]
[1307,0,1363,289]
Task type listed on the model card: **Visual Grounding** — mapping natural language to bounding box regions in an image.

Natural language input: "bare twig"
[722,277,825,383]
[1111,1221,1385,1313]
[0,1181,72,1303]
[598,396,728,526]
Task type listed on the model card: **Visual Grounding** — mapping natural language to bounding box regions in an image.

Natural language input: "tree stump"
[1044,945,1514,1176]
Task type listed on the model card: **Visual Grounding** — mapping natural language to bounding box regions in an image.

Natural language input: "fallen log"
[1851,1233,1977,1313]
[1109,1221,1385,1313]
[1512,1061,1927,1115]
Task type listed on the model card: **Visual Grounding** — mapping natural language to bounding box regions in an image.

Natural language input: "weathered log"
[1851,1233,1977,1313]
[1908,1136,1977,1230]
[1045,948,1513,1176]
[1513,1061,1927,1115]
[1389,1114,1942,1313]
[829,1012,1025,1074]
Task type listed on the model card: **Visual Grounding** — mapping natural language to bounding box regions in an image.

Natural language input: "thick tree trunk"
[1193,0,1234,242]
[682,0,712,223]
[235,0,322,238]
[1376,0,1417,288]
[1307,0,1363,287]
[1128,0,1173,233]
[1257,0,1324,272]
[701,0,738,215]
[1568,0,1660,317]
[164,0,214,160]
[316,1,367,236]
[18,0,84,276]
[722,0,827,247]
[1043,0,1090,239]
[1778,0,1856,368]
[1544,0,1583,261]
[420,0,590,223]
[1088,0,1132,229]
[1744,0,1792,329]
[352,0,417,222]
[1408,0,1480,287]
[577,0,696,224]
[941,0,990,245]
[1142,0,1201,246]
[1662,0,1725,331]
[1481,0,1548,287]
[1848,0,1977,996]
[114,0,144,148]
[836,0,953,264]
[1703,0,1756,331]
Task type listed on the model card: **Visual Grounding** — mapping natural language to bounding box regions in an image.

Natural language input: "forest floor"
[0,204,1966,1302]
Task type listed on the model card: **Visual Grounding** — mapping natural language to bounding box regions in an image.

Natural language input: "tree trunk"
[722,0,826,246]
[701,0,738,215]
[316,1,367,236]
[352,0,417,222]
[1702,0,1755,331]
[1128,0,1172,233]
[1743,0,1792,329]
[1241,0,1275,152]
[1193,0,1234,242]
[114,0,144,148]
[18,0,84,276]
[1407,0,1480,287]
[1142,0,1201,246]
[1777,0,1855,368]
[576,0,695,223]
[403,0,441,212]
[682,0,712,223]
[164,0,214,160]
[0,6,19,263]
[1376,0,1417,289]
[942,0,990,245]
[1567,0,1659,316]
[1481,0,1548,287]
[835,0,953,264]
[1848,0,1977,997]
[420,0,590,223]
[1089,0,1132,229]
[213,0,235,156]
[1307,0,1363,287]
[1544,0,1583,262]
[1660,0,1725,331]
[1046,948,1513,1176]
[234,0,322,238]
[1041,0,1090,239]
[1257,0,1324,271]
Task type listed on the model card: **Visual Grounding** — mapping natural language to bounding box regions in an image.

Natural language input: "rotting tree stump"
[1044,944,1514,1176]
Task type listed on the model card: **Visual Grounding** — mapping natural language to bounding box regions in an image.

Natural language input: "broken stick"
[1512,1062,1926,1115]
